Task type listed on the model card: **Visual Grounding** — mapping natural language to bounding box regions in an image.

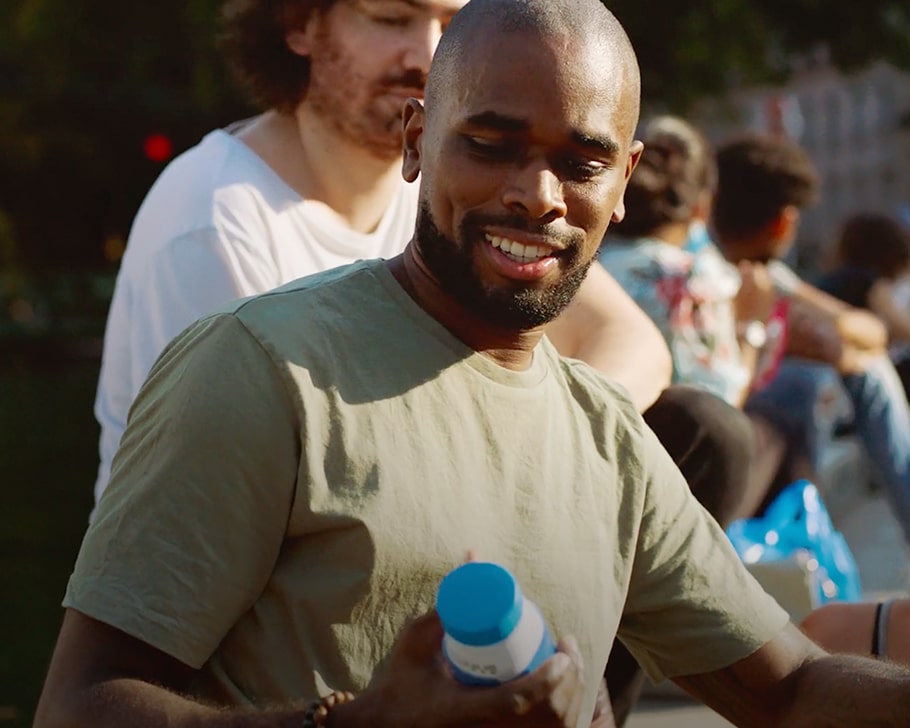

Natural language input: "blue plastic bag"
[726,479,862,605]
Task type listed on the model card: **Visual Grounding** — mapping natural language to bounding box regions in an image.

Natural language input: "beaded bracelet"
[302,690,356,727]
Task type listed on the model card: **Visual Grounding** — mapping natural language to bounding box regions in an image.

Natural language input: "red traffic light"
[143,133,173,163]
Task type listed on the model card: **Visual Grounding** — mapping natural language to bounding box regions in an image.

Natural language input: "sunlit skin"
[390,28,643,370]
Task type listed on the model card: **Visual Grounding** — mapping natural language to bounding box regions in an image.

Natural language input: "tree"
[0,0,249,273]
[609,0,910,110]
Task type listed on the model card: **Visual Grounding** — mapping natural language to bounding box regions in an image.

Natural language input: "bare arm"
[800,599,910,663]
[547,261,672,412]
[674,622,910,727]
[868,279,910,343]
[33,610,310,728]
[35,609,588,728]
[786,279,888,374]
[790,279,888,349]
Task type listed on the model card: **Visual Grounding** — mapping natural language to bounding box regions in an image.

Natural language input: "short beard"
[305,27,413,161]
[415,203,593,331]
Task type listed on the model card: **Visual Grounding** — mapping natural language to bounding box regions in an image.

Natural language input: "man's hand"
[333,612,588,727]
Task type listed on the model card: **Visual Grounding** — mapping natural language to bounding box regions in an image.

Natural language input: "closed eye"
[463,135,520,162]
[373,14,412,26]
[555,155,608,183]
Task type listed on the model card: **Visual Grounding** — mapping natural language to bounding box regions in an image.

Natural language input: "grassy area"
[0,356,98,727]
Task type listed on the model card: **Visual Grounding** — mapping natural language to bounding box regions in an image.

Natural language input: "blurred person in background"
[599,115,797,523]
[598,115,813,725]
[815,211,910,397]
[712,131,910,546]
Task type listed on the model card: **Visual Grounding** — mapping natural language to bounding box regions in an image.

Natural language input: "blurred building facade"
[697,59,910,274]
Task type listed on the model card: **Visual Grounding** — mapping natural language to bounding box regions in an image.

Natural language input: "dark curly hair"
[218,0,338,113]
[836,212,910,279]
[610,115,716,239]
[713,131,819,240]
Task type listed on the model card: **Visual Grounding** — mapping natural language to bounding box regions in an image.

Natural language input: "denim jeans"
[745,358,851,475]
[841,356,910,542]
[746,356,910,543]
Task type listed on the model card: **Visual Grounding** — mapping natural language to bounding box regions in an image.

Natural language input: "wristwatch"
[738,320,768,349]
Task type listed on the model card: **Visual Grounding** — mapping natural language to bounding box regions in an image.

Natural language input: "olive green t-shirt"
[66,260,788,726]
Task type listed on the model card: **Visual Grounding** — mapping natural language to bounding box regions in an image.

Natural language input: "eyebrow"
[463,111,620,157]
[360,0,436,8]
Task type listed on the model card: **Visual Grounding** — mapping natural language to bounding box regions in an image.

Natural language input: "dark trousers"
[605,385,759,725]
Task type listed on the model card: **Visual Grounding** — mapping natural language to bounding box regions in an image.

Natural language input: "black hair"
[611,115,715,238]
[219,0,336,112]
[836,212,910,279]
[713,131,819,240]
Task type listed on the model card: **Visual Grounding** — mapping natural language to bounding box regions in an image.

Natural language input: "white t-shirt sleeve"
[134,226,280,371]
[93,224,281,507]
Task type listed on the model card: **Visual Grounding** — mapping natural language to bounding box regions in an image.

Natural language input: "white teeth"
[485,234,550,262]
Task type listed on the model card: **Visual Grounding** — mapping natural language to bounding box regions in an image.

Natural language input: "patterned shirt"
[599,236,748,405]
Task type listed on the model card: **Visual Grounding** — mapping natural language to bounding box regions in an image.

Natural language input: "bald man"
[35,1,910,727]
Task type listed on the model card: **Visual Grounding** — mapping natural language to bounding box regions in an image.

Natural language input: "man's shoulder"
[550,346,643,429]
[126,129,283,255]
[225,259,385,315]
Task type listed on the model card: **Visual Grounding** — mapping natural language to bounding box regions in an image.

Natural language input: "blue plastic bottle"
[436,562,556,686]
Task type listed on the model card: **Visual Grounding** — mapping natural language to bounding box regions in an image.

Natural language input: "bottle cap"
[436,562,523,646]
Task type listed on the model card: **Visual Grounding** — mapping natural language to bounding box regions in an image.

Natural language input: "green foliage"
[0,0,251,273]
[609,0,910,110]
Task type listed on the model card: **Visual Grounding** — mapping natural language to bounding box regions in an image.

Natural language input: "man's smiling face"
[403,26,642,330]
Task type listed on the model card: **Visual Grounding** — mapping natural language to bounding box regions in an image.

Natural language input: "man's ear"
[611,139,644,223]
[402,98,425,183]
[285,11,321,57]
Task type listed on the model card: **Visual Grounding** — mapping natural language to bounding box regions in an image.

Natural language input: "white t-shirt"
[93,129,418,508]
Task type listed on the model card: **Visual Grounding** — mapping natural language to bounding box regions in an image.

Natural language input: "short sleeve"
[66,313,300,668]
[133,226,281,391]
[93,224,284,507]
[617,426,790,682]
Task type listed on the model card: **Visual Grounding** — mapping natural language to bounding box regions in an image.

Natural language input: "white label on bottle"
[443,598,546,681]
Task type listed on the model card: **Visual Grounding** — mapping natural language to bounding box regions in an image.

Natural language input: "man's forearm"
[781,654,910,727]
[35,679,308,728]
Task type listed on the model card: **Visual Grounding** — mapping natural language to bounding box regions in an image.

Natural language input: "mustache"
[462,213,584,251]
[379,69,428,91]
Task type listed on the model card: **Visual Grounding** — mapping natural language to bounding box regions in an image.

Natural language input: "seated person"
[816,211,910,397]
[599,115,796,523]
[713,131,910,544]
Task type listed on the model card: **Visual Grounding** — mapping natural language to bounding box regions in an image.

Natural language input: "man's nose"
[502,161,568,223]
[402,18,445,75]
